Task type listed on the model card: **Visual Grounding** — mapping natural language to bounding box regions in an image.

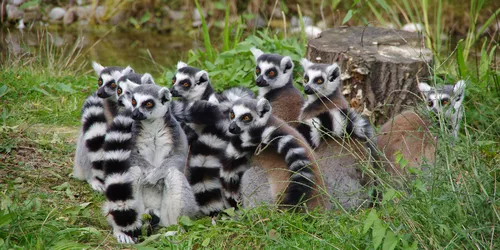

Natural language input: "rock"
[401,23,423,32]
[192,8,206,27]
[290,16,313,28]
[75,5,92,20]
[48,7,66,21]
[76,0,89,5]
[17,19,25,31]
[95,6,106,20]
[306,27,433,125]
[164,6,184,21]
[247,14,266,29]
[316,20,327,30]
[63,7,76,25]
[8,0,25,6]
[22,11,41,22]
[6,4,23,20]
[290,25,322,39]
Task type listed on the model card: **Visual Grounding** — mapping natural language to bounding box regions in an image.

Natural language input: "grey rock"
[22,11,41,22]
[63,7,77,25]
[290,16,313,28]
[8,0,25,6]
[247,14,266,29]
[76,0,89,5]
[49,7,66,21]
[95,6,106,20]
[164,6,184,21]
[75,5,92,20]
[6,4,23,21]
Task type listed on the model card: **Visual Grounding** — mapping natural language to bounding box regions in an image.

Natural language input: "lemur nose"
[256,75,268,87]
[304,85,314,95]
[170,89,180,97]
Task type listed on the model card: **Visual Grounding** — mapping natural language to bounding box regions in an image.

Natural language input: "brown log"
[306,26,433,125]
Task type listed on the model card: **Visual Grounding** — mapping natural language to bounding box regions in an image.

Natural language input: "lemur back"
[102,83,199,244]
[72,62,133,192]
[250,48,304,124]
[377,81,466,177]
[170,62,255,215]
[222,98,329,210]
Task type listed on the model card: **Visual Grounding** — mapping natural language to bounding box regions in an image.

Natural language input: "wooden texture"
[306,26,433,125]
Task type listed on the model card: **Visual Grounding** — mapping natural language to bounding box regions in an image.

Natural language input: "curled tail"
[220,137,252,208]
[102,112,143,244]
[81,93,108,192]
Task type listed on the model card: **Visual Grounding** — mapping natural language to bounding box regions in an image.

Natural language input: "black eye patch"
[142,99,155,109]
[178,79,191,89]
[240,113,253,122]
[303,75,309,84]
[313,77,325,85]
[266,68,278,78]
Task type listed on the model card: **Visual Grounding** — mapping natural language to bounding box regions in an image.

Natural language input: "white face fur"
[171,61,210,101]
[250,48,294,92]
[116,73,155,111]
[419,80,466,118]
[92,61,134,101]
[300,58,341,100]
[131,87,172,121]
[228,98,272,134]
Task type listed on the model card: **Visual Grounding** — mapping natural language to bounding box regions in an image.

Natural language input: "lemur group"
[72,48,466,244]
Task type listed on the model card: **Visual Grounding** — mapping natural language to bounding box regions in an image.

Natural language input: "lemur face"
[171,61,209,101]
[300,58,340,97]
[92,62,134,100]
[130,84,171,121]
[250,48,294,89]
[419,81,466,118]
[116,73,155,110]
[228,98,272,134]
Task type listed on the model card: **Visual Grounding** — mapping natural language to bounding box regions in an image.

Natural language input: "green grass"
[1,2,499,249]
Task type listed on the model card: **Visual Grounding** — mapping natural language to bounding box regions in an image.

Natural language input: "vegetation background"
[0,0,499,249]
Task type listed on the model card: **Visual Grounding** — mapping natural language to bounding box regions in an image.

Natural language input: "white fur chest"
[136,119,173,168]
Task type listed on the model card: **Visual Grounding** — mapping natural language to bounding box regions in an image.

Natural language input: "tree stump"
[306,26,433,125]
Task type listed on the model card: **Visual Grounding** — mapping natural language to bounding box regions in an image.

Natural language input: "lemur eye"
[172,77,176,84]
[303,76,309,83]
[316,78,323,84]
[111,82,117,89]
[268,70,276,77]
[256,67,261,75]
[98,78,103,87]
[242,115,251,121]
[230,112,235,120]
[132,98,137,106]
[117,87,122,95]
[183,82,190,88]
[427,101,433,107]
[145,101,154,108]
[441,100,449,106]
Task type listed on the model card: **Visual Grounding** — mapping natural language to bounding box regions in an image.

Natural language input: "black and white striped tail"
[81,93,107,192]
[101,112,143,244]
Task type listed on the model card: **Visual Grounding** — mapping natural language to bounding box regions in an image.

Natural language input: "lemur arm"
[185,100,224,125]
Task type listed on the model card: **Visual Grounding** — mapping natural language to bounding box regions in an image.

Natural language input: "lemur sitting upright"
[222,98,329,210]
[250,48,304,124]
[377,80,466,177]
[73,62,133,192]
[169,62,254,215]
[102,82,199,244]
[241,59,378,209]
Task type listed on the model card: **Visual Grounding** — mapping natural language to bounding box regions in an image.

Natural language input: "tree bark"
[306,26,433,125]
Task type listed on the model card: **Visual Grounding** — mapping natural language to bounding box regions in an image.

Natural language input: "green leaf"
[0,85,9,98]
[55,83,75,93]
[373,220,386,249]
[129,17,139,28]
[382,230,398,250]
[0,213,13,227]
[179,215,194,227]
[19,0,39,10]
[140,12,151,24]
[202,237,211,247]
[223,207,236,217]
[456,40,467,79]
[382,188,397,203]
[51,182,70,191]
[342,10,353,25]
[363,209,378,234]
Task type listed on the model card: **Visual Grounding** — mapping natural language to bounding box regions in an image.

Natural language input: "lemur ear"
[280,56,294,74]
[92,61,104,76]
[250,47,264,61]
[177,61,188,70]
[141,73,155,85]
[125,79,139,89]
[195,70,209,85]
[256,98,272,117]
[122,65,134,75]
[326,63,340,82]
[418,82,432,92]
[453,80,466,96]
[300,58,313,70]
[158,87,172,104]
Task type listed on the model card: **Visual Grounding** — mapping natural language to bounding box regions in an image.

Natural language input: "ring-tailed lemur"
[250,48,304,124]
[73,62,134,192]
[169,62,254,215]
[102,83,199,244]
[222,98,329,210]
[377,80,466,176]
[241,60,378,209]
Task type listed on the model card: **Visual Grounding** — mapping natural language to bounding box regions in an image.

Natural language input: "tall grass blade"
[194,0,214,62]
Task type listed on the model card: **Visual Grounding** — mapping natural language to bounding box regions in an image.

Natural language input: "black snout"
[303,85,315,95]
[97,88,111,98]
[170,88,180,97]
[256,75,269,87]
[117,99,124,107]
[132,109,146,120]
[228,122,242,134]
